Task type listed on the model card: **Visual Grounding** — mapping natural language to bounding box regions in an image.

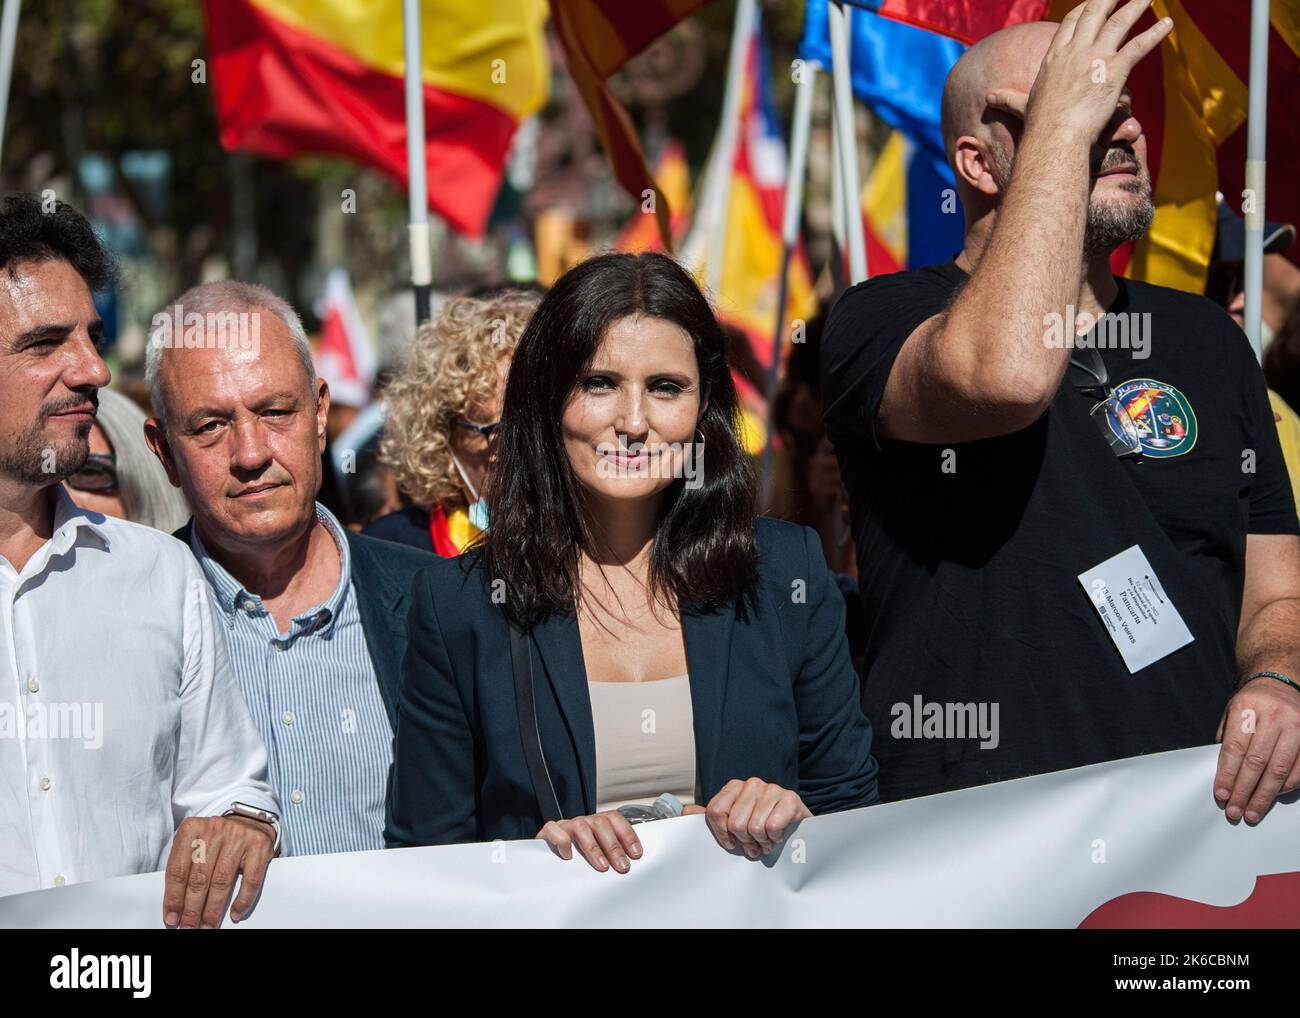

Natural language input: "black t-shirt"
[822,261,1300,802]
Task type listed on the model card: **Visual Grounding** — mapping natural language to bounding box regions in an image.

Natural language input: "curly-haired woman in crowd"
[364,288,541,555]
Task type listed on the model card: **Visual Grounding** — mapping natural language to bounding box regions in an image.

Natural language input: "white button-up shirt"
[0,488,277,896]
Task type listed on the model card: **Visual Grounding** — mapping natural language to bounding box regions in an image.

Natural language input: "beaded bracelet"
[1242,670,1300,697]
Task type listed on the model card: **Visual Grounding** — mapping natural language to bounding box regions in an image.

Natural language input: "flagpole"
[1243,0,1270,361]
[829,99,847,295]
[703,0,757,298]
[760,59,818,506]
[0,0,21,170]
[828,0,867,284]
[402,0,433,324]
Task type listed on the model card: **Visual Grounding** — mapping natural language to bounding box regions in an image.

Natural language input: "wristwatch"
[223,801,283,855]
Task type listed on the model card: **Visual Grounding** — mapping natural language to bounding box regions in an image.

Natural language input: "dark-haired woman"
[386,252,878,871]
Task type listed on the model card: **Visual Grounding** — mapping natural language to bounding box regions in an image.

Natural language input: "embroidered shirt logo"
[1112,378,1198,458]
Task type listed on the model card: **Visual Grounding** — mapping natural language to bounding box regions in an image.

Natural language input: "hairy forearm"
[936,127,1091,407]
[883,126,1096,443]
[1236,596,1300,688]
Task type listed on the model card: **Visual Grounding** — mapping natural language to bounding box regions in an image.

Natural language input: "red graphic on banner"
[1079,871,1300,928]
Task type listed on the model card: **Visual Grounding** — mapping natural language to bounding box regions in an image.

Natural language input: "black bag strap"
[509,620,564,824]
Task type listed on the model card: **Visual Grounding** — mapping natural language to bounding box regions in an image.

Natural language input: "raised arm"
[878,0,1172,444]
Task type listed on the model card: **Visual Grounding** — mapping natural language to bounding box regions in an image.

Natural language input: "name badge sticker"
[1077,545,1194,674]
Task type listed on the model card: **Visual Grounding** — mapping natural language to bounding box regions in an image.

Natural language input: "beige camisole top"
[589,675,698,813]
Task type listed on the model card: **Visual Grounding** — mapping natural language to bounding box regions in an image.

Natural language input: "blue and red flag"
[798,4,966,271]
[835,0,1300,292]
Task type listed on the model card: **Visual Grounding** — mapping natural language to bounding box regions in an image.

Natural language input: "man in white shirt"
[0,193,280,928]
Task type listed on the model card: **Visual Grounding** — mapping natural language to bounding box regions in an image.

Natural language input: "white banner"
[2,745,1297,928]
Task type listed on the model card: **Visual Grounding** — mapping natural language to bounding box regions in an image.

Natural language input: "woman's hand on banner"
[687,778,811,859]
[537,812,642,873]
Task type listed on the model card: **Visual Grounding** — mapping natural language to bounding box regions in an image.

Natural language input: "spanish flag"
[858,0,1300,293]
[675,12,815,460]
[690,18,816,374]
[203,0,549,238]
[551,0,713,248]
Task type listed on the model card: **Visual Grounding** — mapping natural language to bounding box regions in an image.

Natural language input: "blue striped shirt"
[191,504,392,857]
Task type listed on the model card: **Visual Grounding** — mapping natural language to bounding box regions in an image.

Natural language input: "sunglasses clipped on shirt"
[65,452,118,493]
[1068,346,1143,459]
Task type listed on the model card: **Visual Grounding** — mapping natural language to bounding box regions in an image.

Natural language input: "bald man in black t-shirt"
[822,0,1300,821]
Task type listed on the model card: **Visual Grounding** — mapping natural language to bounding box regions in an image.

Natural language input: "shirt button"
[281,711,294,726]
[39,776,51,791]
[27,677,39,693]
[53,875,66,887]
[290,789,304,805]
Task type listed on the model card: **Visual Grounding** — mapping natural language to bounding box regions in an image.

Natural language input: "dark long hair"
[481,251,758,629]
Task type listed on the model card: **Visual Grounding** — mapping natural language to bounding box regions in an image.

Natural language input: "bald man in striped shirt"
[144,281,433,856]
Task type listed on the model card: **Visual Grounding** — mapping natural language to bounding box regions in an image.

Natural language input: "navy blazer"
[386,516,879,846]
[174,519,434,728]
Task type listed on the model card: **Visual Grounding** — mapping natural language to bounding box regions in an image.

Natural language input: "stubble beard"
[988,142,1155,258]
[0,413,91,487]
[1083,170,1155,258]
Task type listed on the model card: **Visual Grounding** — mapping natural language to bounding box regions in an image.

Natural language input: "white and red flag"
[313,268,376,409]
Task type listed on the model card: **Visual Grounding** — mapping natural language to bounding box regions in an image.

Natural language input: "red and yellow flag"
[1116,0,1300,292]
[550,0,713,248]
[861,130,908,276]
[679,16,816,458]
[203,0,549,238]
[694,24,816,375]
[614,140,692,253]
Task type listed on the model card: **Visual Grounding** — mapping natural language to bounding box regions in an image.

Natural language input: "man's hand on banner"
[1215,678,1300,825]
[162,815,276,928]
[684,778,812,860]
